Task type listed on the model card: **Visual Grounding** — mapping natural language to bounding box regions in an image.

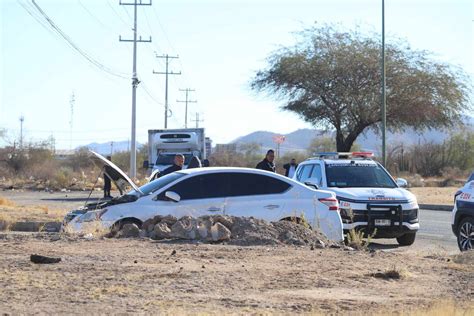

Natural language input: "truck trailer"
[144,128,207,178]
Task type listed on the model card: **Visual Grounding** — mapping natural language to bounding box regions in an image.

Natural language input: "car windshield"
[325,163,396,188]
[129,172,185,196]
[155,154,193,165]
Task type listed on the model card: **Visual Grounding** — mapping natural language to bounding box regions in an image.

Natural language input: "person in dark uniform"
[160,154,185,177]
[255,149,276,172]
[187,156,202,169]
[103,156,112,198]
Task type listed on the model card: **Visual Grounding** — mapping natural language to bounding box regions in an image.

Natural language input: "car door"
[154,173,228,218]
[223,172,291,222]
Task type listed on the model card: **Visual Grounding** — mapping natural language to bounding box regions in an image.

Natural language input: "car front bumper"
[343,222,419,238]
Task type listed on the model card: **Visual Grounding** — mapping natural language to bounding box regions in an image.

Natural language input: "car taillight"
[319,198,339,211]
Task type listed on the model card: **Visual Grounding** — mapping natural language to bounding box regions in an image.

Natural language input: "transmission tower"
[119,0,152,178]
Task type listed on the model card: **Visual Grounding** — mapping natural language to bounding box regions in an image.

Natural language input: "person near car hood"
[256,149,276,172]
[188,156,202,169]
[159,154,185,177]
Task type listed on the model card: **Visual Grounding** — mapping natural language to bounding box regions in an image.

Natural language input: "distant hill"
[77,141,143,155]
[232,116,474,154]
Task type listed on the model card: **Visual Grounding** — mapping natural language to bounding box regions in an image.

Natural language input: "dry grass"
[409,187,459,205]
[0,214,11,231]
[0,197,16,207]
[407,300,474,316]
[370,266,411,280]
[0,203,65,223]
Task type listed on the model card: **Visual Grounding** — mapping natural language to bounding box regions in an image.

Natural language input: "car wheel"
[396,232,416,246]
[457,217,474,252]
[109,219,142,237]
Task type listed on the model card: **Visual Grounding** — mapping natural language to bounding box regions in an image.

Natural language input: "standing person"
[256,149,276,172]
[103,156,112,198]
[187,156,202,169]
[160,154,185,177]
[283,158,298,178]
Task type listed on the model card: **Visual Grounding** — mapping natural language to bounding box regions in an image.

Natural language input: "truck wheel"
[396,232,416,246]
[457,217,473,252]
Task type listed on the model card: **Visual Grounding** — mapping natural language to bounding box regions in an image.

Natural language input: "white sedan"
[64,152,343,241]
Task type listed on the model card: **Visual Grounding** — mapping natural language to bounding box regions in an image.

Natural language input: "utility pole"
[119,0,152,178]
[49,134,56,154]
[191,113,204,128]
[153,54,181,129]
[176,88,196,128]
[381,0,387,167]
[69,92,75,150]
[110,141,114,157]
[19,115,24,149]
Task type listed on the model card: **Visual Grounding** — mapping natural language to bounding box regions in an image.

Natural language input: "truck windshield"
[325,163,397,188]
[155,154,193,165]
[129,172,185,196]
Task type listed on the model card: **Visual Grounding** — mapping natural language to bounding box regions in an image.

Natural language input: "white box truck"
[144,128,207,178]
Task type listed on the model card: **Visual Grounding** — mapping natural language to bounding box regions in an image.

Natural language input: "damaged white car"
[62,151,344,241]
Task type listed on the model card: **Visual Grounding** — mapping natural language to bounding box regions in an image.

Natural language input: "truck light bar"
[310,152,374,159]
[351,152,374,158]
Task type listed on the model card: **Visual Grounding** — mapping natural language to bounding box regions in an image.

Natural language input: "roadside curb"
[419,204,452,212]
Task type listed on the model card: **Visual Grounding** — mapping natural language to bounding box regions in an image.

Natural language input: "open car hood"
[89,151,142,195]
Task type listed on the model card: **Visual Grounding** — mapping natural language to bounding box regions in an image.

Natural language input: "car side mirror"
[165,191,181,202]
[143,160,149,169]
[396,178,408,188]
[304,181,319,190]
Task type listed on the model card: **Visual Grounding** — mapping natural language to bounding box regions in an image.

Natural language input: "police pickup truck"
[452,173,474,251]
[293,152,419,246]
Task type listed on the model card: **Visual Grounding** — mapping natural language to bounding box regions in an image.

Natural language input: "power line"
[142,9,166,64]
[141,81,165,106]
[17,0,60,38]
[29,0,129,79]
[77,0,111,31]
[106,0,130,28]
[150,4,192,88]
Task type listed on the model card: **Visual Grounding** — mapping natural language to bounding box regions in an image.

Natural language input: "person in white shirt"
[283,159,298,178]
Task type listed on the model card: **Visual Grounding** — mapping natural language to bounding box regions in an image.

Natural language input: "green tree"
[252,24,470,152]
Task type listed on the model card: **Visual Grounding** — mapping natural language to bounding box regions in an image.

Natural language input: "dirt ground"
[0,233,472,315]
[409,187,458,205]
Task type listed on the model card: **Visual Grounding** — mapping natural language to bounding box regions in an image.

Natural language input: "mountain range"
[232,116,474,154]
[79,116,473,155]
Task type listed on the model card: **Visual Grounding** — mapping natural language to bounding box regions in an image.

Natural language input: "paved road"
[369,209,458,254]
[1,191,459,253]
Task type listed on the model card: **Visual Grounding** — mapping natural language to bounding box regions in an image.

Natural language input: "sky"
[0,0,473,150]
